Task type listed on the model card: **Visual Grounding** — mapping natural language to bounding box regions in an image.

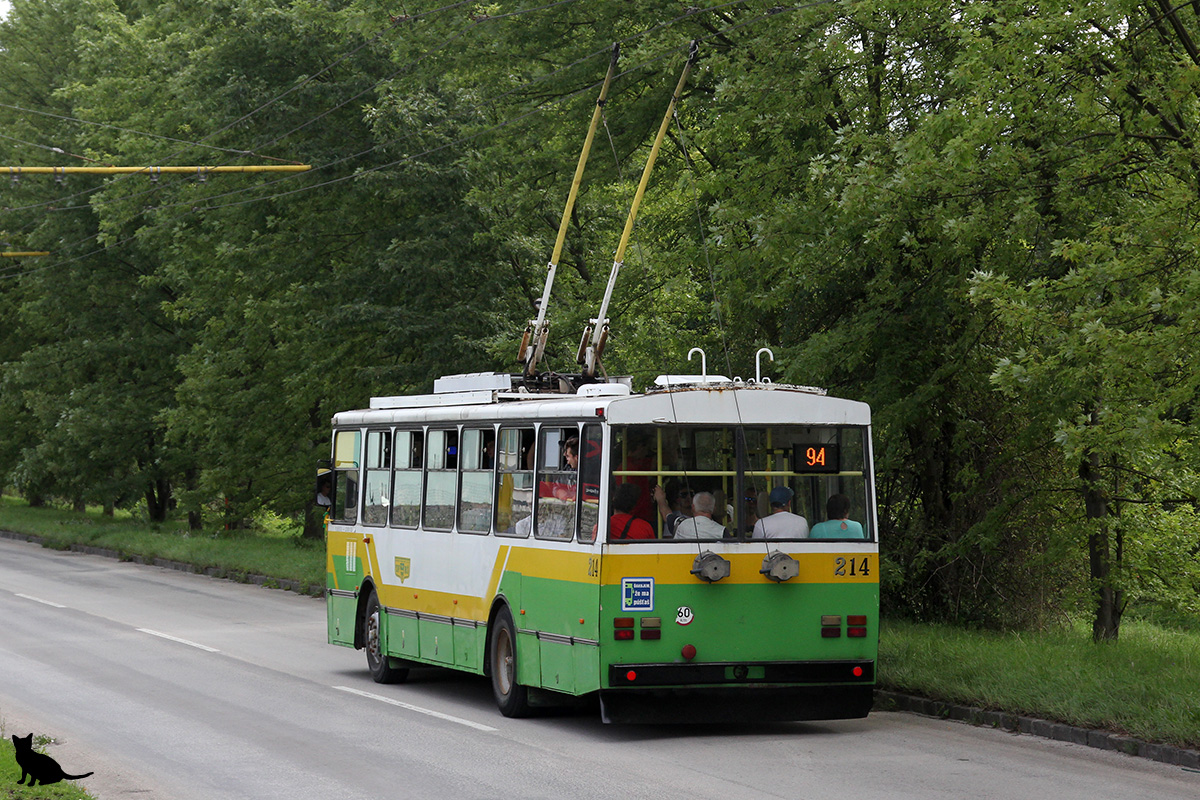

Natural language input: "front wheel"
[489,606,530,717]
[364,589,408,684]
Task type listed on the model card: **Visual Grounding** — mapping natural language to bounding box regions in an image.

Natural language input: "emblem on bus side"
[395,557,411,582]
[675,606,694,625]
[621,577,654,612]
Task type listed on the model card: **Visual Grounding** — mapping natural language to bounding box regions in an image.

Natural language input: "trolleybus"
[324,368,879,723]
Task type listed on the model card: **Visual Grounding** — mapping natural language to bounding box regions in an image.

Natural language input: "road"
[0,536,1195,800]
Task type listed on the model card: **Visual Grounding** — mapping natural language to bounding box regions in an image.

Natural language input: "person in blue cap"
[809,494,865,538]
[751,485,809,539]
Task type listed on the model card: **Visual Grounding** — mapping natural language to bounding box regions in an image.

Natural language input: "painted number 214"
[834,557,870,577]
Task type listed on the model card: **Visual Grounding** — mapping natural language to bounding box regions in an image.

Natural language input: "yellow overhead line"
[4,165,310,175]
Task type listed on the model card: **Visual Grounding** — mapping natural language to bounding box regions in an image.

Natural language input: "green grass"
[2,497,1198,750]
[0,728,94,800]
[879,618,1200,749]
[0,496,324,593]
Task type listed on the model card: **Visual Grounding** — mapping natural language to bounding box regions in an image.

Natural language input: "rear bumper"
[607,659,874,687]
[599,682,874,724]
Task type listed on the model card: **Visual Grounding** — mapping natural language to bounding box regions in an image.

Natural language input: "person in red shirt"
[609,483,654,540]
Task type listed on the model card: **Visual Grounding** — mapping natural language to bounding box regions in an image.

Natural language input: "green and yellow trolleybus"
[325,368,879,723]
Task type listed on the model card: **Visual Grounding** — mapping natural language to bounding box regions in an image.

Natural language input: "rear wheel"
[489,607,530,717]
[364,589,408,684]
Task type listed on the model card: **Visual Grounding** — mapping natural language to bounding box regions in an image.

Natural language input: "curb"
[0,529,325,598]
[874,690,1200,769]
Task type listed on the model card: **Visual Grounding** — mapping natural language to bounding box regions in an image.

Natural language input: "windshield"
[609,424,873,542]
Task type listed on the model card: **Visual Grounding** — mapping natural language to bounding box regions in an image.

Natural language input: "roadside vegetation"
[880,619,1200,750]
[0,727,94,800]
[0,495,324,593]
[3,496,1198,751]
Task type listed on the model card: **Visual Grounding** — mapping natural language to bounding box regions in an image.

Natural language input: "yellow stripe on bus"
[600,551,878,584]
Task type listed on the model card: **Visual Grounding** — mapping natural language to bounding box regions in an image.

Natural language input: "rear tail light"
[848,627,868,637]
[614,629,634,640]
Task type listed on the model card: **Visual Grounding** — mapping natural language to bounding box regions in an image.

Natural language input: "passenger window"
[578,424,602,543]
[331,430,360,525]
[496,427,534,537]
[458,428,494,534]
[362,430,390,527]
[424,429,458,531]
[536,427,578,540]
[390,430,422,528]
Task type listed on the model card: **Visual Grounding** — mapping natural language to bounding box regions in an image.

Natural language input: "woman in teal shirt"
[809,493,865,538]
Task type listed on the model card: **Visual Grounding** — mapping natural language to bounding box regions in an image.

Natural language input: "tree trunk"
[303,503,326,540]
[145,477,171,523]
[185,468,202,531]
[1081,443,1121,641]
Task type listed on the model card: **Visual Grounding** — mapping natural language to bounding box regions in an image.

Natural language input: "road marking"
[15,593,66,608]
[137,628,220,653]
[332,686,497,732]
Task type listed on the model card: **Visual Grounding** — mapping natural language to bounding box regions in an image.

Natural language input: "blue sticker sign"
[621,577,654,612]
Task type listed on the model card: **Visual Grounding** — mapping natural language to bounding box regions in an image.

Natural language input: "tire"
[489,606,531,717]
[364,589,409,684]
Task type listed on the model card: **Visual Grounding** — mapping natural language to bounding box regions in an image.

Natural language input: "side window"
[424,429,458,531]
[332,430,360,525]
[390,430,423,528]
[578,424,602,543]
[362,430,391,527]
[458,428,494,534]
[496,427,534,537]
[536,426,578,540]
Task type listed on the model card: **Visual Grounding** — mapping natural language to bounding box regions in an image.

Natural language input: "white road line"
[137,628,221,653]
[15,593,66,608]
[333,686,497,732]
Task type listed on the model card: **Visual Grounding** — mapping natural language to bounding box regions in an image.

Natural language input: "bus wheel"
[489,607,530,717]
[364,589,408,684]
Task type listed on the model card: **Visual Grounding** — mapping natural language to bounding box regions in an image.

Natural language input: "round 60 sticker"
[675,606,694,626]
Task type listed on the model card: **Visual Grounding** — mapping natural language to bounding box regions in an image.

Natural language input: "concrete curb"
[0,528,325,598]
[874,690,1200,769]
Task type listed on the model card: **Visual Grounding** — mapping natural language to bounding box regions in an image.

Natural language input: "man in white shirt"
[752,486,809,539]
[672,492,727,540]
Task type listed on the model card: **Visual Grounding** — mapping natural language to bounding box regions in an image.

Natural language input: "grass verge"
[0,496,324,593]
[878,618,1200,749]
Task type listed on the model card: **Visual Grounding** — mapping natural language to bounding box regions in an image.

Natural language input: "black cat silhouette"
[11,733,94,786]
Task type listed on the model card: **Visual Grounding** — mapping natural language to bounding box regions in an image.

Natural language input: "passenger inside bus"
[671,491,727,540]
[809,493,865,539]
[742,485,760,533]
[652,480,693,537]
[609,483,655,540]
[751,486,810,539]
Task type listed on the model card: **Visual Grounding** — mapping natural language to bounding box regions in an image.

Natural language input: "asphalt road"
[0,537,1196,800]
